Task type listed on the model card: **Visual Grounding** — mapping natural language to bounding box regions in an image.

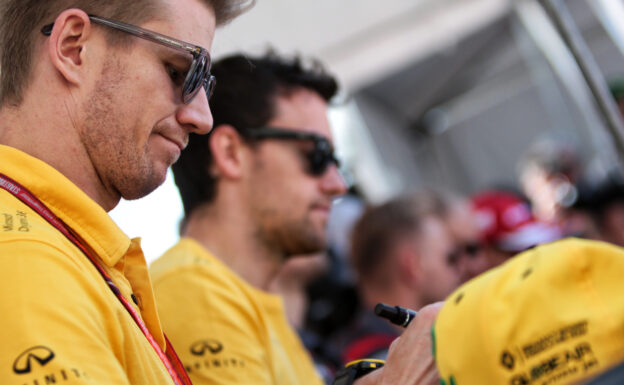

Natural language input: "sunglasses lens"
[205,75,216,100]
[182,60,199,103]
[465,242,482,256]
[308,154,325,176]
[183,55,208,103]
[447,251,460,265]
[307,140,338,176]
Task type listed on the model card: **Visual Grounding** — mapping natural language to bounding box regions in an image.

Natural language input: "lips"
[311,202,332,213]
[158,133,187,152]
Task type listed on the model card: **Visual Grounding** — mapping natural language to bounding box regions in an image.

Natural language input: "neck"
[0,92,120,212]
[183,199,284,290]
[268,277,307,329]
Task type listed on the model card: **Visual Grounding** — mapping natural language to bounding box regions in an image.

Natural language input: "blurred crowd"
[283,130,624,381]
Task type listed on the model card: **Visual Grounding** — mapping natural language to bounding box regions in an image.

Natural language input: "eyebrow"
[160,49,193,65]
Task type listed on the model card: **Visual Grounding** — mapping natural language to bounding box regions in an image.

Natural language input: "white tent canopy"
[212,0,510,92]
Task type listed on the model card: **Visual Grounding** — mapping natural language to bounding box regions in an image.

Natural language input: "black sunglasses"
[241,126,340,176]
[41,15,215,104]
[447,241,483,265]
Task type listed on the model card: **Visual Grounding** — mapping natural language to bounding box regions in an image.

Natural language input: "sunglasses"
[241,126,340,176]
[41,15,215,104]
[446,241,483,265]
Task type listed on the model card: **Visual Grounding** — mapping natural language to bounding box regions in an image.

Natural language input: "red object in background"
[471,190,562,252]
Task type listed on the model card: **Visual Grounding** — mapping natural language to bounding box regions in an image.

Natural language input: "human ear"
[396,241,421,287]
[209,125,246,180]
[46,9,92,85]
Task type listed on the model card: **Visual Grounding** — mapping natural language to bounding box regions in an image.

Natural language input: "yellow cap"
[433,238,624,385]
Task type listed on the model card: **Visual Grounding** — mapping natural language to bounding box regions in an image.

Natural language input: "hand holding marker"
[331,303,420,384]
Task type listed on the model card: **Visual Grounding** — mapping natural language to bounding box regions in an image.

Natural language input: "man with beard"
[151,52,443,385]
[150,52,347,385]
[0,0,252,384]
[151,54,439,385]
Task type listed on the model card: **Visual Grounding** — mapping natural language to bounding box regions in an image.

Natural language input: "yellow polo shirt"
[151,238,324,385]
[0,145,174,385]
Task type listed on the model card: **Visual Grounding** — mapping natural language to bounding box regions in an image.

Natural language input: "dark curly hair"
[172,51,339,217]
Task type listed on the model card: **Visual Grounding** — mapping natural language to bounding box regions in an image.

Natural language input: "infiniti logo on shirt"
[190,339,223,356]
[11,345,89,384]
[13,346,55,374]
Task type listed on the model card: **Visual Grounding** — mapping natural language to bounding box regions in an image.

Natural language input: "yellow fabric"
[0,145,173,384]
[151,237,324,385]
[433,238,624,385]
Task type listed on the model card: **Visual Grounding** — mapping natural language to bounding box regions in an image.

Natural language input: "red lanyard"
[0,173,192,385]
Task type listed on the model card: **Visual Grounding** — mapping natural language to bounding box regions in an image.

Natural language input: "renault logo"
[13,346,55,374]
[190,340,223,356]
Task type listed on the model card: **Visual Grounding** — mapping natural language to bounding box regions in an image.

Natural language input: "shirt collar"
[0,145,131,266]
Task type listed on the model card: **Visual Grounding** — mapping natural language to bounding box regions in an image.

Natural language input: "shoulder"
[0,194,80,258]
[0,208,97,283]
[152,241,275,368]
[152,240,264,329]
[0,224,111,313]
[0,195,113,320]
[153,252,275,384]
[151,239,247,299]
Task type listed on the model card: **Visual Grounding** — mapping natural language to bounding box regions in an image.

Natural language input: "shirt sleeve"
[0,239,135,385]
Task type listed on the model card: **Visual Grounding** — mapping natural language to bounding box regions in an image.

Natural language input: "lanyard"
[0,172,192,385]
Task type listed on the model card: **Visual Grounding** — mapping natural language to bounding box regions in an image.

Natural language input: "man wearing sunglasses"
[0,0,251,384]
[149,51,346,385]
[150,51,444,385]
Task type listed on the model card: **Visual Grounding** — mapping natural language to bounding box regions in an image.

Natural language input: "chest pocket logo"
[13,346,55,374]
[190,340,223,356]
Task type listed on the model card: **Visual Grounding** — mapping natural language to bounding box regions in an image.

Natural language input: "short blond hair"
[0,0,253,106]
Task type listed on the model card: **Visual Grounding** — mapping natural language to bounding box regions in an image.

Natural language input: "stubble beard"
[81,57,160,201]
[257,210,328,258]
[248,156,328,258]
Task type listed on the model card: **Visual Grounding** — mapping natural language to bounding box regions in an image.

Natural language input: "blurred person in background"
[591,178,624,247]
[333,191,460,364]
[469,189,562,273]
[517,133,596,237]
[557,186,603,241]
[149,51,346,385]
[441,192,489,285]
[592,79,624,247]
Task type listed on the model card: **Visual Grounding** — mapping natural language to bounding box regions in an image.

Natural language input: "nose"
[320,164,348,197]
[176,89,213,135]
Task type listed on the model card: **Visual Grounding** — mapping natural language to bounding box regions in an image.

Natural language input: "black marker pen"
[374,303,417,328]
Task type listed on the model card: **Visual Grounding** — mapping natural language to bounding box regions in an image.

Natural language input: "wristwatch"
[332,359,385,385]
